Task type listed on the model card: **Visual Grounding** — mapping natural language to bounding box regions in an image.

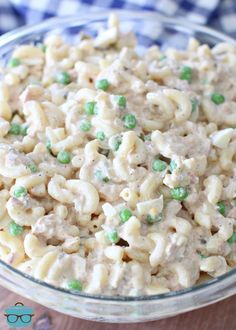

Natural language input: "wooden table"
[0,287,235,329]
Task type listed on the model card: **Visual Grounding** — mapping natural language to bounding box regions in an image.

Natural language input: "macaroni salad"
[0,14,235,296]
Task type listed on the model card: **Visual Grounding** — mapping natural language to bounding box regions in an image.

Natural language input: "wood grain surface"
[0,287,235,330]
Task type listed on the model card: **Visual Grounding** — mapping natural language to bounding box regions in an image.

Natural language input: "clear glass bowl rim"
[0,9,236,303]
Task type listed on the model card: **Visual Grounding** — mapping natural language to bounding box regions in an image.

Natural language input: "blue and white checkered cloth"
[0,0,236,37]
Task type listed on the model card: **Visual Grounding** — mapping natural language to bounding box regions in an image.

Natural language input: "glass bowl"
[0,10,236,323]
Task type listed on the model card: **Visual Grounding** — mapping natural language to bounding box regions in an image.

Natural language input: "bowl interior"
[0,11,236,64]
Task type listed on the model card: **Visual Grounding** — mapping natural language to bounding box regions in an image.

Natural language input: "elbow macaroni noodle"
[0,14,235,296]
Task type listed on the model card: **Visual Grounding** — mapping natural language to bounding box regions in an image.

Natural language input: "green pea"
[9,221,23,237]
[20,125,28,136]
[8,123,21,135]
[169,160,177,173]
[106,230,119,244]
[96,131,105,141]
[122,114,137,129]
[56,72,71,85]
[57,150,71,164]
[170,187,188,201]
[228,232,236,244]
[67,279,82,291]
[96,79,109,91]
[211,92,225,105]
[146,213,162,224]
[145,134,151,141]
[8,58,21,68]
[95,170,109,183]
[13,186,27,198]
[84,101,96,115]
[119,208,132,223]
[191,99,198,113]
[80,120,91,132]
[139,133,151,142]
[152,159,167,172]
[111,136,122,151]
[217,201,226,216]
[198,252,208,259]
[179,66,192,82]
[8,123,28,136]
[27,163,38,173]
[46,140,52,153]
[115,95,126,108]
[159,55,167,61]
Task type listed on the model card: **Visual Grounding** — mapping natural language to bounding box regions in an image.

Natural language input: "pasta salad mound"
[0,14,235,296]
